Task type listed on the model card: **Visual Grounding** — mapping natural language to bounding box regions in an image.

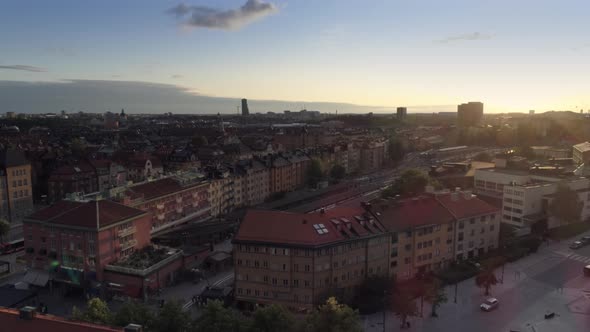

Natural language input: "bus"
[0,238,24,255]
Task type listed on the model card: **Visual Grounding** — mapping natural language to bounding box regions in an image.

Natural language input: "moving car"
[570,241,584,249]
[480,298,499,311]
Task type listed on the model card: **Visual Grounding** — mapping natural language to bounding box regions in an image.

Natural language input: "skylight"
[313,223,329,235]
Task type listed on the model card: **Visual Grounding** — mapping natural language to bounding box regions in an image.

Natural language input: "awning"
[23,269,51,287]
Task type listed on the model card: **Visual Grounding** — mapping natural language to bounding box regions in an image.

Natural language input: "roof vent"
[19,306,36,320]
[124,324,143,332]
[320,208,325,214]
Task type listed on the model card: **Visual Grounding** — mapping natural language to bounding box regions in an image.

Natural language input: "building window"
[470,218,475,224]
[404,257,411,264]
[405,244,411,251]
[490,224,495,231]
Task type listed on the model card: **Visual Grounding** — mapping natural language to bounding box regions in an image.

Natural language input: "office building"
[242,98,250,116]
[457,102,484,127]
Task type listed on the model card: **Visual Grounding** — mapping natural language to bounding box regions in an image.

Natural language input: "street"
[363,233,590,332]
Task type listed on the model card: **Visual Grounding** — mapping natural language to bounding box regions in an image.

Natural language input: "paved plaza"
[363,234,590,332]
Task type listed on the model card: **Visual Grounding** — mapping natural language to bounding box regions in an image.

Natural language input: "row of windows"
[237,241,370,257]
[457,238,493,251]
[503,206,523,214]
[12,179,28,187]
[416,225,441,236]
[12,169,26,176]
[503,215,522,222]
[504,197,523,205]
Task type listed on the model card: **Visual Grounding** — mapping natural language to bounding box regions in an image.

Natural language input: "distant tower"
[457,102,483,127]
[217,112,225,134]
[396,107,407,120]
[241,99,250,116]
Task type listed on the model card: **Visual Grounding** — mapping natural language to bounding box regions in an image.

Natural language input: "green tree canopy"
[304,297,362,332]
[355,276,397,314]
[424,279,448,317]
[307,159,324,187]
[250,304,295,332]
[475,266,499,296]
[192,135,209,148]
[153,301,190,332]
[387,169,437,196]
[330,164,346,180]
[112,301,153,328]
[72,298,112,325]
[389,290,419,328]
[0,219,9,243]
[193,300,243,332]
[548,184,584,225]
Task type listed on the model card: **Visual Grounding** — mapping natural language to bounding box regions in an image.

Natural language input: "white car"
[480,298,499,311]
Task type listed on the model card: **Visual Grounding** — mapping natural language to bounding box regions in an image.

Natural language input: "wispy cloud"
[0,65,46,72]
[436,32,493,43]
[171,74,184,79]
[572,42,590,52]
[167,0,278,31]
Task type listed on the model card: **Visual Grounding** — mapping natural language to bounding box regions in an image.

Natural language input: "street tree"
[389,290,419,329]
[192,135,208,148]
[424,279,448,317]
[193,300,243,332]
[0,219,9,243]
[307,159,324,187]
[250,304,295,332]
[72,298,112,325]
[330,164,346,180]
[355,276,397,314]
[304,297,362,332]
[389,169,436,196]
[153,301,190,332]
[548,184,583,225]
[475,266,499,296]
[112,301,153,328]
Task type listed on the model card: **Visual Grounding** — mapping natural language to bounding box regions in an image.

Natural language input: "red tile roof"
[0,307,121,332]
[435,192,499,219]
[125,178,182,201]
[374,195,455,231]
[234,207,385,247]
[27,200,146,229]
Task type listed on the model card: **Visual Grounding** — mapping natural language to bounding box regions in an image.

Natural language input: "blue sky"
[1,0,590,113]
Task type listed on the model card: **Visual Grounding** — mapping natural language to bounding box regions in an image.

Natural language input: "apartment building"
[360,140,387,173]
[233,207,391,310]
[117,175,210,234]
[474,168,560,198]
[0,149,34,241]
[47,161,98,203]
[573,142,590,165]
[23,200,150,284]
[236,159,270,206]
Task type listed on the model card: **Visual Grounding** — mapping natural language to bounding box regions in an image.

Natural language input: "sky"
[1,0,590,114]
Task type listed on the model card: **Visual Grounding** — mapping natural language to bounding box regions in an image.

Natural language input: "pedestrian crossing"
[554,250,590,265]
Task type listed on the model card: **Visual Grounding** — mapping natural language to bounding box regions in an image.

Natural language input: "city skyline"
[2,0,590,113]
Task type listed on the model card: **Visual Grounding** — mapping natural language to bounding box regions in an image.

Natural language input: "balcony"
[120,239,137,251]
[118,226,137,238]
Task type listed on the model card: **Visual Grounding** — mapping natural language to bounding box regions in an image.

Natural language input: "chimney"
[320,208,325,214]
[19,306,36,320]
[124,324,143,332]
[302,219,308,224]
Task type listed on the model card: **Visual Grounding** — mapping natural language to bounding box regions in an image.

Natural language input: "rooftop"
[234,207,386,247]
[435,192,499,219]
[27,200,146,229]
[573,142,590,152]
[0,307,120,332]
[373,195,455,231]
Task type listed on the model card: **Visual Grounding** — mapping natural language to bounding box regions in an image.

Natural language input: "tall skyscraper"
[396,107,407,120]
[241,98,250,116]
[457,102,483,127]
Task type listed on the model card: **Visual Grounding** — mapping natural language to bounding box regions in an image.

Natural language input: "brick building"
[0,149,34,241]
[118,175,210,234]
[47,161,98,203]
[23,200,150,287]
[233,207,391,310]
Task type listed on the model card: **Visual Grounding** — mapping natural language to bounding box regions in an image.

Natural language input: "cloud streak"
[0,65,47,72]
[436,32,493,43]
[168,0,278,30]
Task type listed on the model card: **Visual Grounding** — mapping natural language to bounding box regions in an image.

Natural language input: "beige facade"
[1,151,34,241]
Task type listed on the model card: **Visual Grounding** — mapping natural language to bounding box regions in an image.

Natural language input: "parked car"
[570,241,584,249]
[480,298,499,311]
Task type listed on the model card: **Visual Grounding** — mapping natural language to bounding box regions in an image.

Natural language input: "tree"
[387,138,405,162]
[250,304,295,332]
[72,298,112,325]
[548,184,584,225]
[0,219,9,243]
[330,164,346,180]
[192,135,208,148]
[153,301,190,332]
[193,300,242,332]
[475,266,498,296]
[389,290,419,329]
[389,169,434,196]
[473,152,492,163]
[112,301,153,328]
[424,279,448,317]
[307,159,324,187]
[304,297,362,332]
[70,138,87,157]
[355,276,396,314]
[499,223,517,246]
